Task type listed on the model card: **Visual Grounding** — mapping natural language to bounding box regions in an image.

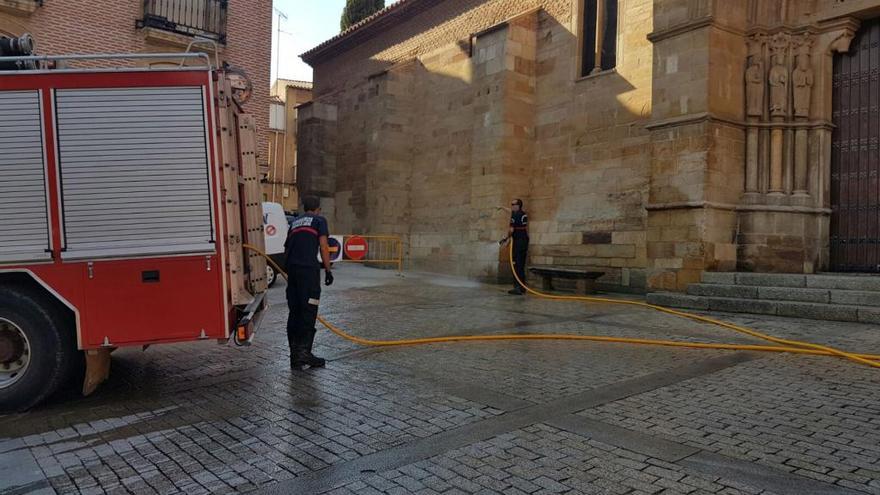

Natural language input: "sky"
[270,0,400,83]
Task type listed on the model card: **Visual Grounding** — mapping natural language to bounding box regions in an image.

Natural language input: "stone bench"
[528,267,605,294]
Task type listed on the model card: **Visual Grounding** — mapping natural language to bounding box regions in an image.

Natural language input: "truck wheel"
[0,287,74,412]
[267,264,277,288]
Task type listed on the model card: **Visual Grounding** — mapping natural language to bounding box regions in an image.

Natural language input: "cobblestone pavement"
[1,265,878,495]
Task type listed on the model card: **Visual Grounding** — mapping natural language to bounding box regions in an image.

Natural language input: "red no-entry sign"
[345,236,368,260]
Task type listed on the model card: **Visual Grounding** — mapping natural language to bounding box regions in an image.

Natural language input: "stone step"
[646,292,880,324]
[687,284,758,299]
[701,272,880,291]
[687,284,880,307]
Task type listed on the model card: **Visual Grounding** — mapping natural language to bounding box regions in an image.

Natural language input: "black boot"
[291,349,325,369]
[508,287,524,295]
[291,349,324,369]
[301,329,326,368]
[290,346,307,370]
[289,338,302,369]
[299,352,326,368]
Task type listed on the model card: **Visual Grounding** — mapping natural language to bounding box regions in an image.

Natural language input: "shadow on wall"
[302,4,652,287]
[312,0,531,97]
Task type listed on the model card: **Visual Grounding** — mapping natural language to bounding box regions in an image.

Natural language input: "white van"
[262,202,289,286]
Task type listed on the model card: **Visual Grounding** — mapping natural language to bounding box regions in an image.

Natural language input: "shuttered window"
[0,90,51,263]
[55,87,214,259]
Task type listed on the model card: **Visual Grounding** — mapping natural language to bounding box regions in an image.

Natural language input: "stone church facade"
[297,0,880,291]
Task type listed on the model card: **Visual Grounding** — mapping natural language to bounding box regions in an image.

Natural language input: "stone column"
[592,0,606,74]
[746,127,760,194]
[794,128,809,194]
[769,128,784,193]
[745,128,760,193]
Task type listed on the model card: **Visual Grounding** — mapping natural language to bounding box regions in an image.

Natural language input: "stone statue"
[745,36,765,118]
[792,36,814,119]
[769,34,789,118]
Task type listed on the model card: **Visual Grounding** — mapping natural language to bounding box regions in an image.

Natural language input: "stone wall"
[300,0,656,288]
[643,0,747,290]
[530,0,653,290]
[298,0,880,290]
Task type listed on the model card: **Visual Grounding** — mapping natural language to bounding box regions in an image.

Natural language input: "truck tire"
[267,264,277,288]
[268,254,286,288]
[0,287,75,412]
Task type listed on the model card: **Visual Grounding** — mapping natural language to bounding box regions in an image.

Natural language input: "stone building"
[297,0,880,292]
[265,79,313,211]
[0,0,273,168]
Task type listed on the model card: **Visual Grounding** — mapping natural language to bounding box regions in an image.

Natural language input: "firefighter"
[501,199,529,295]
[284,196,334,369]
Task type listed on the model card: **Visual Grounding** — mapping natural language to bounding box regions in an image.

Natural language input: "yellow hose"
[243,244,880,368]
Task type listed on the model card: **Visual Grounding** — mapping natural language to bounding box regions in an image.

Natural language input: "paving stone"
[1,265,877,495]
[330,425,766,495]
[588,352,880,493]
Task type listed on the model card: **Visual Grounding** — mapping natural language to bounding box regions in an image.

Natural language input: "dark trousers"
[286,266,321,357]
[512,237,529,290]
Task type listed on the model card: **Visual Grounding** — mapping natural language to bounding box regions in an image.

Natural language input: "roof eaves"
[300,0,431,65]
[276,79,314,90]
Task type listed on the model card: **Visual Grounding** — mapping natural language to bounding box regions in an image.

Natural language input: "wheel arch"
[0,270,81,349]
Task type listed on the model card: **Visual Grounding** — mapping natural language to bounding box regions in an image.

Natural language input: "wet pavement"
[1,264,879,495]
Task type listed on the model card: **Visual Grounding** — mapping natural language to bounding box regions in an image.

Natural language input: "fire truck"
[0,39,269,412]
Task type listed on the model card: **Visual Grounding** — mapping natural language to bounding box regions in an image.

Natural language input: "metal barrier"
[335,235,403,274]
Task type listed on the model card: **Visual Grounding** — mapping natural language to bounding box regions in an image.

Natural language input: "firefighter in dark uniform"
[503,199,529,295]
[284,196,334,369]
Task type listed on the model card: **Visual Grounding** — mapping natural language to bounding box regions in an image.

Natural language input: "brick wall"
[0,0,272,167]
[224,0,273,167]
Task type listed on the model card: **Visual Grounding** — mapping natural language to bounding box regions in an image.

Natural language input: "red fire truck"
[0,50,269,412]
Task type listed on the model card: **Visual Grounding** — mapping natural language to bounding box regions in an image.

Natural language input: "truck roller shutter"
[55,87,214,259]
[0,90,51,263]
